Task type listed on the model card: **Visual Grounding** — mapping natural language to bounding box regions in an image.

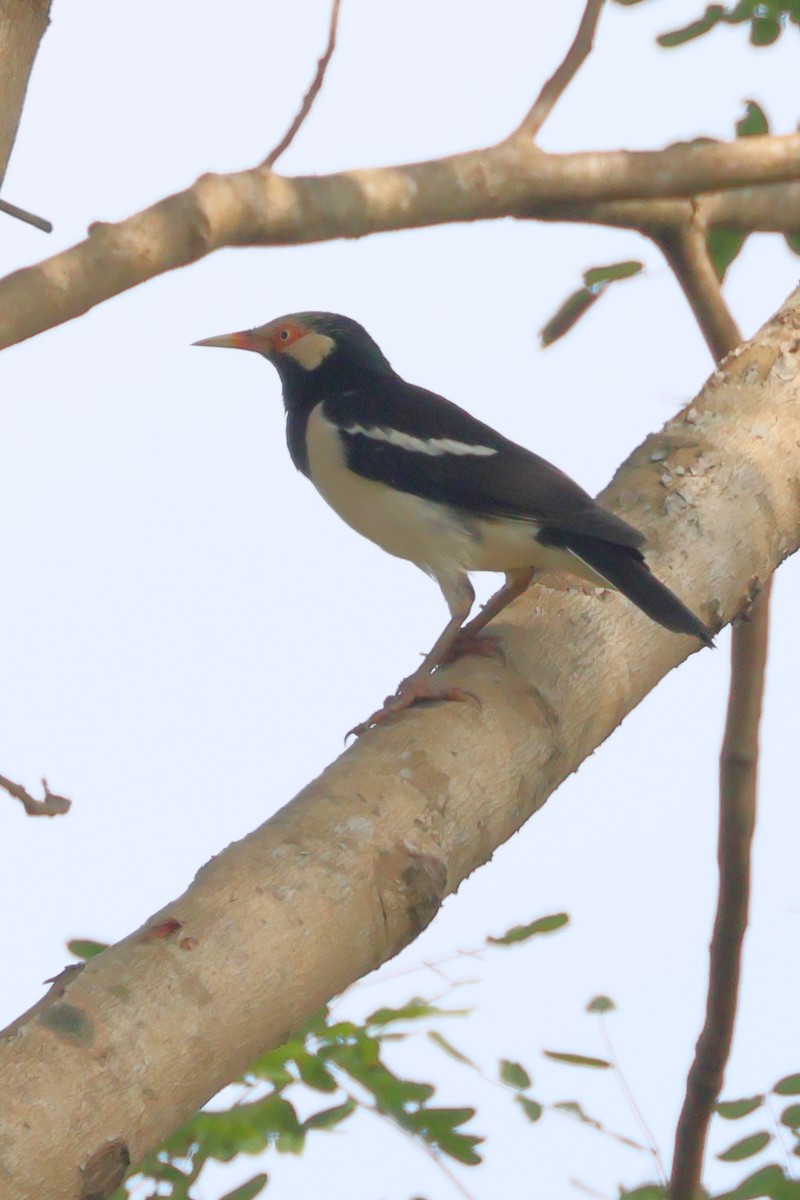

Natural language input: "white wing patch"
[343,423,498,457]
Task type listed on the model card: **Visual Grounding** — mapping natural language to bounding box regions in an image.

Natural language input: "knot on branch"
[376,841,448,961]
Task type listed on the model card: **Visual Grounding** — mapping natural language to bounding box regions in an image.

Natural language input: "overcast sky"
[2,2,799,1198]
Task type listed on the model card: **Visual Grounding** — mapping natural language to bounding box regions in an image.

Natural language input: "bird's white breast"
[304,405,613,588]
[305,405,476,574]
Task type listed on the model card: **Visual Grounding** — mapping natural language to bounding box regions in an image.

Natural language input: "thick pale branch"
[3,290,800,1199]
[4,133,800,349]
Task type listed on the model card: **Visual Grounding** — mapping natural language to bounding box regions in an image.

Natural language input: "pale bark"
[2,289,800,1200]
[0,0,50,185]
[5,132,800,350]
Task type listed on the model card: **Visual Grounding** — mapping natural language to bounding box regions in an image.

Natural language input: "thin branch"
[668,584,768,1200]
[598,1014,666,1185]
[0,197,52,232]
[655,208,740,362]
[358,1097,479,1200]
[514,0,605,140]
[0,772,71,817]
[658,219,768,1200]
[263,0,341,168]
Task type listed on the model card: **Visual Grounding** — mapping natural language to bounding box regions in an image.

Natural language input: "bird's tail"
[542,531,714,648]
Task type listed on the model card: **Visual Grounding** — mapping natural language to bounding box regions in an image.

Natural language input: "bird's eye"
[278,328,291,342]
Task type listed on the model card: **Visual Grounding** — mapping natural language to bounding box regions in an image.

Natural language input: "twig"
[657,218,768,1200]
[598,1014,666,1184]
[513,0,605,140]
[0,197,51,232]
[0,772,71,817]
[263,0,341,168]
[358,1095,479,1200]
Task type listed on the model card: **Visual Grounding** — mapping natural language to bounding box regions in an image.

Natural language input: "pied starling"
[195,312,713,733]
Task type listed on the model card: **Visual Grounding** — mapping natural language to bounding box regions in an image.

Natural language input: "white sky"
[1,2,799,1198]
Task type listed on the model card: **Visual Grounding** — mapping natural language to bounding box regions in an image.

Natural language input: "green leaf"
[775,1074,800,1096]
[248,1043,302,1089]
[427,1031,477,1068]
[583,260,643,288]
[499,1060,532,1090]
[714,1163,800,1200]
[367,999,470,1027]
[295,1051,337,1093]
[716,1096,765,1120]
[619,1188,666,1200]
[303,1099,357,1131]
[400,1106,482,1165]
[587,995,616,1014]
[717,1131,772,1162]
[67,939,108,960]
[488,912,569,945]
[516,1095,543,1123]
[657,6,728,47]
[539,288,601,348]
[781,1104,800,1129]
[543,1050,611,1070]
[219,1176,269,1200]
[245,1094,305,1155]
[751,15,782,44]
[708,228,748,281]
[540,264,642,348]
[328,1040,435,1113]
[736,99,770,138]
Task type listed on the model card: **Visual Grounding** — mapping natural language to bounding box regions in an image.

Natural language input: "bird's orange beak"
[192,330,272,353]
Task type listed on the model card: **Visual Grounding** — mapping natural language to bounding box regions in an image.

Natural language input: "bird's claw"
[346,676,481,738]
[442,629,505,666]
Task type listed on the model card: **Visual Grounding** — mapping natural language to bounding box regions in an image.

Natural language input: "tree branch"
[668,584,768,1200]
[4,130,800,350]
[2,286,800,1199]
[657,210,767,1200]
[656,209,741,363]
[0,197,51,232]
[513,0,605,140]
[0,0,51,187]
[263,0,341,168]
[0,772,71,817]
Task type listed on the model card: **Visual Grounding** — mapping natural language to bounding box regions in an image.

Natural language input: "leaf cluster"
[613,0,800,48]
[108,912,568,1199]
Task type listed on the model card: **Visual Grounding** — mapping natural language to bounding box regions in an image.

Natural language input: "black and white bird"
[195,312,713,732]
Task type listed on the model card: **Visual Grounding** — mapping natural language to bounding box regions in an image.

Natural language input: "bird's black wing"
[323,378,645,550]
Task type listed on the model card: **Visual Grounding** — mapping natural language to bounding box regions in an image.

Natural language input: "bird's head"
[193,312,392,383]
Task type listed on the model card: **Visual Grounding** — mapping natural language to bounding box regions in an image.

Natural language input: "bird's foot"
[347,673,480,738]
[441,629,505,666]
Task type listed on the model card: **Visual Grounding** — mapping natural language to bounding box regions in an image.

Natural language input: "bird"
[194,311,713,734]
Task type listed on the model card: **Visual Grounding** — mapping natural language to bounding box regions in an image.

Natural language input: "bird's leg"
[348,576,477,736]
[447,568,534,660]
